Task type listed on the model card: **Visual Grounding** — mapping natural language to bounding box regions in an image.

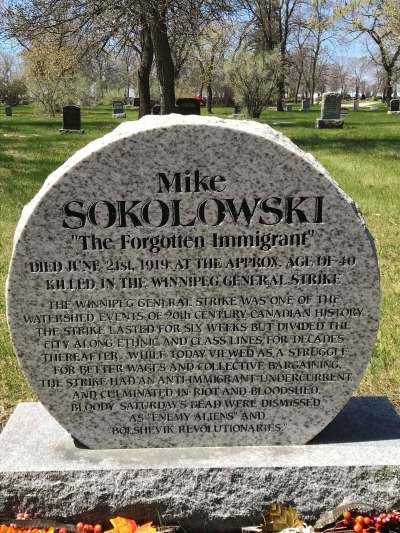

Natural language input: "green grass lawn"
[0,102,399,419]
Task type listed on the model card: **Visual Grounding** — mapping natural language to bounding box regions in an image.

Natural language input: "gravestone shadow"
[311,396,400,444]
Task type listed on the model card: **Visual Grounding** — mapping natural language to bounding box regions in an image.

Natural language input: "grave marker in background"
[175,98,201,115]
[388,99,400,114]
[301,99,310,112]
[316,93,344,128]
[60,105,84,133]
[112,101,126,118]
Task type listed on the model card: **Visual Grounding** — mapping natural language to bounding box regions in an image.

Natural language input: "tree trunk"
[310,42,320,105]
[294,72,301,104]
[276,44,286,111]
[207,83,213,113]
[149,8,176,114]
[138,21,153,118]
[311,78,315,105]
[384,69,393,104]
[276,70,285,111]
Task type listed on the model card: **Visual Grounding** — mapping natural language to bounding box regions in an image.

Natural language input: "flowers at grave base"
[262,503,305,533]
[0,525,55,533]
[316,509,400,533]
[339,510,400,533]
[104,518,156,533]
[76,522,102,533]
[0,515,157,533]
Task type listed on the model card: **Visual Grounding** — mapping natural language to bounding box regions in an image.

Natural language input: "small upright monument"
[388,98,400,114]
[301,98,310,111]
[175,98,201,115]
[112,100,126,118]
[60,105,84,133]
[316,93,344,128]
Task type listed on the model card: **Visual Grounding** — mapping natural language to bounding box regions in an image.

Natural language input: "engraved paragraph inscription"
[6,116,380,448]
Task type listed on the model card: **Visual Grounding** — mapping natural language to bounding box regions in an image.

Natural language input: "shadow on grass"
[288,134,400,154]
[0,116,131,132]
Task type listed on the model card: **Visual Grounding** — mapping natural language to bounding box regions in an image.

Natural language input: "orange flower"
[105,517,156,533]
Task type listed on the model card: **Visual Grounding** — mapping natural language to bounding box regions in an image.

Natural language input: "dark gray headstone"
[301,99,310,112]
[61,106,82,132]
[316,93,344,128]
[321,93,341,119]
[176,98,201,115]
[390,99,400,112]
[152,104,161,115]
[133,98,140,107]
[112,101,125,115]
[5,105,12,117]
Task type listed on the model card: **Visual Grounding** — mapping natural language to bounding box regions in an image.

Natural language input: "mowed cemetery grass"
[0,102,399,420]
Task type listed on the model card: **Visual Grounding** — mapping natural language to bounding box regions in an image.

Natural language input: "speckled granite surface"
[0,400,400,531]
[6,116,380,448]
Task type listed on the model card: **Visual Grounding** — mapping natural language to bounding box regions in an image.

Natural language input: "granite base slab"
[315,118,344,128]
[1,399,400,532]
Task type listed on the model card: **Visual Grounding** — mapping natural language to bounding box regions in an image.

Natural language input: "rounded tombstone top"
[6,115,380,449]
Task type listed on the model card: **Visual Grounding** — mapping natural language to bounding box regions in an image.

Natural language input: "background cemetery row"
[0,1,400,116]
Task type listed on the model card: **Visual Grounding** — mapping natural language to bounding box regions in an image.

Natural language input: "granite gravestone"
[7,115,380,450]
[301,99,310,112]
[175,98,201,115]
[353,99,360,112]
[5,105,12,117]
[152,104,160,115]
[316,93,343,128]
[388,99,400,114]
[61,105,83,133]
[112,101,126,118]
[285,104,293,112]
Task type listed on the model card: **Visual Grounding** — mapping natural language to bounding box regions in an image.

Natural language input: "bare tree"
[238,0,280,51]
[229,46,279,117]
[193,23,230,112]
[338,0,400,103]
[239,0,304,111]
[348,55,371,97]
[303,0,335,103]
[328,58,349,94]
[1,0,234,114]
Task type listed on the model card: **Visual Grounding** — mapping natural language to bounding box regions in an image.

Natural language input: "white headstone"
[7,115,380,449]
